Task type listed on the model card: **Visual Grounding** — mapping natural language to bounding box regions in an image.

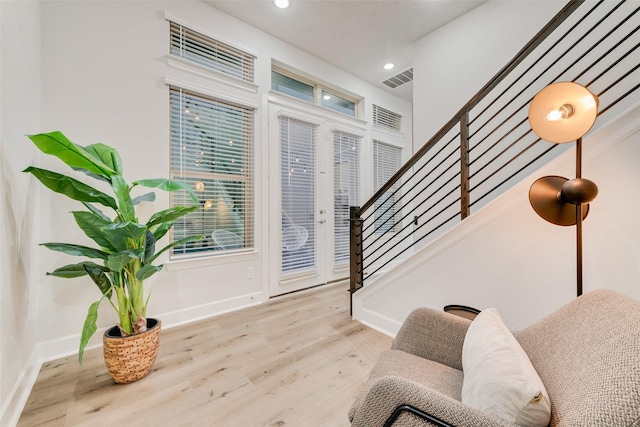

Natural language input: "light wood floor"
[18,284,392,427]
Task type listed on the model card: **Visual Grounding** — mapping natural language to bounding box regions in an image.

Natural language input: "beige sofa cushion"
[462,308,550,427]
[516,289,640,426]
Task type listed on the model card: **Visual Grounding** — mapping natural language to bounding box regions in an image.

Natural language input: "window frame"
[169,86,256,259]
[271,66,360,118]
[168,18,256,84]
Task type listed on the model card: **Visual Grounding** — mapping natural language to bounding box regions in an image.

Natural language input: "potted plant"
[25,130,201,382]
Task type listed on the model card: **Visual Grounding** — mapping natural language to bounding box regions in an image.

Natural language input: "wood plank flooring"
[18,284,392,427]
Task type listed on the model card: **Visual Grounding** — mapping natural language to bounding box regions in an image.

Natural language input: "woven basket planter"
[103,318,161,384]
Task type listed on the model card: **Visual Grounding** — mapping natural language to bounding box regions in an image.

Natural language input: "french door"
[269,109,360,296]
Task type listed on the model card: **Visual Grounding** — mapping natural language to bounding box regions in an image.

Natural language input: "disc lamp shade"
[528,82,598,143]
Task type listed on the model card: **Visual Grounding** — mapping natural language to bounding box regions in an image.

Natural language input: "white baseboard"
[0,349,41,427]
[352,303,401,338]
[37,290,266,363]
[159,291,264,330]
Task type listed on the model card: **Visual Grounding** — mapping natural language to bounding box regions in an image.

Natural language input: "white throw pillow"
[462,308,550,427]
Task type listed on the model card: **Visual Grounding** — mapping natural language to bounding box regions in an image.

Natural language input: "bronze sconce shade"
[529,176,590,226]
[527,82,599,297]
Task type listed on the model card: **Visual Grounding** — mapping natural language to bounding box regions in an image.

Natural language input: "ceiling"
[205,0,485,101]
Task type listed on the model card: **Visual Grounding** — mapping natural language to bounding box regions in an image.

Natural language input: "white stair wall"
[353,102,640,336]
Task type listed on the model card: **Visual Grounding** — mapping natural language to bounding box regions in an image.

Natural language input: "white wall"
[0,2,43,425]
[354,102,640,334]
[1,1,411,422]
[412,0,561,149]
[33,0,410,354]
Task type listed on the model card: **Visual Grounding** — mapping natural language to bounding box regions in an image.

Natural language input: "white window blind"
[170,87,255,257]
[280,117,316,274]
[373,104,402,131]
[373,140,402,234]
[169,21,255,82]
[333,131,359,264]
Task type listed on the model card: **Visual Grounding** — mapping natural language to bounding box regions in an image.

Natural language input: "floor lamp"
[527,82,599,297]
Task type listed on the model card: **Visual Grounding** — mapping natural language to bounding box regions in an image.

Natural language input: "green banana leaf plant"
[24,131,202,364]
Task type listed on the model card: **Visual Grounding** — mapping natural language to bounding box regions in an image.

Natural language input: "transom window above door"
[271,67,360,118]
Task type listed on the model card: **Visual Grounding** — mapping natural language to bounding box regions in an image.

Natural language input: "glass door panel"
[280,117,316,275]
[333,131,359,266]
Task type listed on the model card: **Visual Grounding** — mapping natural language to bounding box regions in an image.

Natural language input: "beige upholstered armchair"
[349,289,640,426]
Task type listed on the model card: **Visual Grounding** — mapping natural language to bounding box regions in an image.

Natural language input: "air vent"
[373,105,402,131]
[382,68,413,89]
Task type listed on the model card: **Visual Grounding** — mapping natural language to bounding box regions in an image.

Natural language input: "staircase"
[349,0,640,327]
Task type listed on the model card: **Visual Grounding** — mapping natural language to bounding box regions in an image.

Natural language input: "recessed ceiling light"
[274,0,290,8]
[383,63,395,70]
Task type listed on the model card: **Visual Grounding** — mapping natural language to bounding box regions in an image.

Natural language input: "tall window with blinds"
[170,87,255,256]
[169,21,255,83]
[333,131,359,264]
[280,117,316,274]
[373,140,402,234]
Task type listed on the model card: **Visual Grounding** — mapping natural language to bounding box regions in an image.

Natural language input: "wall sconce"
[528,82,599,297]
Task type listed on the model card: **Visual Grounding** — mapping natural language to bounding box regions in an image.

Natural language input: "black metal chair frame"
[384,405,455,427]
